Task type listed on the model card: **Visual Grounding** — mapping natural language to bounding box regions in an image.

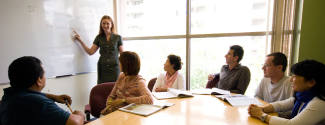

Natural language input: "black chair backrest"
[147,78,157,92]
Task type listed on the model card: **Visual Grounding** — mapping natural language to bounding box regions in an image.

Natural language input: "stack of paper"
[152,88,193,100]
[215,94,262,107]
[191,88,231,95]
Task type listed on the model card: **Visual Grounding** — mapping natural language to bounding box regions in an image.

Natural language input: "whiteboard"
[0,0,113,83]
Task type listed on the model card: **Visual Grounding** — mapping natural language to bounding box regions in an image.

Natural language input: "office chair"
[147,78,157,92]
[206,73,220,88]
[84,82,115,121]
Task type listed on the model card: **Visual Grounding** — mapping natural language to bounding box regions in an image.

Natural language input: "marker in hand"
[65,99,73,113]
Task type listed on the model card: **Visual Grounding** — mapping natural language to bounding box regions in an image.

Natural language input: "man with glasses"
[255,52,293,103]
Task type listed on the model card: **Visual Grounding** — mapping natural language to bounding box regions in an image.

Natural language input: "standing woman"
[74,15,123,84]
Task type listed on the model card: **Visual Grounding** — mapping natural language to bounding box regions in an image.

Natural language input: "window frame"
[114,0,278,90]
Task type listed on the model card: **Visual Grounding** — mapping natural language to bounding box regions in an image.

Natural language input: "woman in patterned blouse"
[101,51,153,115]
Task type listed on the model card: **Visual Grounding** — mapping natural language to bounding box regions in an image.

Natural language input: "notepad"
[118,102,174,116]
[215,94,262,107]
[191,88,231,95]
[152,88,193,100]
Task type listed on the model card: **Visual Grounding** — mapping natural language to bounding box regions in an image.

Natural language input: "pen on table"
[65,99,73,113]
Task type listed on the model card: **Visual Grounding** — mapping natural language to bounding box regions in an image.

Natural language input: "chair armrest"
[206,73,220,88]
[85,104,91,121]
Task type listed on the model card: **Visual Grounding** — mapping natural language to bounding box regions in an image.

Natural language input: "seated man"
[254,52,293,103]
[248,60,325,125]
[208,45,251,94]
[0,56,84,125]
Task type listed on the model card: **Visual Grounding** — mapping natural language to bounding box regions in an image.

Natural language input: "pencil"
[65,99,73,113]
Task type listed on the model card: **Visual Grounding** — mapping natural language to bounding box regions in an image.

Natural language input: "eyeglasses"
[262,63,272,67]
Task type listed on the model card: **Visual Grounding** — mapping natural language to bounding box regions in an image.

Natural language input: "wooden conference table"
[86,95,272,125]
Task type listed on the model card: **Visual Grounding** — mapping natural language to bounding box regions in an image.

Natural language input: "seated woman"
[248,60,325,125]
[101,51,153,115]
[153,54,185,92]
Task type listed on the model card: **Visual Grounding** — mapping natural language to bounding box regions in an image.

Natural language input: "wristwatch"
[260,113,268,122]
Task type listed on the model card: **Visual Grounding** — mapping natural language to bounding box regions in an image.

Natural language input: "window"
[191,0,273,34]
[123,39,186,81]
[190,36,270,95]
[118,0,186,37]
[117,0,274,96]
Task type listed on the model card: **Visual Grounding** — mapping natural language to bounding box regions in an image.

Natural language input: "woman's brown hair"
[119,51,141,75]
[98,15,116,35]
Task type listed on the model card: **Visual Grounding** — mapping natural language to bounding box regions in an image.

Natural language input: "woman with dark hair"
[74,15,123,84]
[248,60,325,125]
[100,51,153,115]
[153,54,185,92]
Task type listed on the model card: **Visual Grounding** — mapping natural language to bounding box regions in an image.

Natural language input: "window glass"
[119,0,186,37]
[123,39,186,83]
[118,0,274,96]
[191,0,274,34]
[190,36,270,96]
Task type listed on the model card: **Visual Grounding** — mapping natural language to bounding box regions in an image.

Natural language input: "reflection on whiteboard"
[0,0,113,83]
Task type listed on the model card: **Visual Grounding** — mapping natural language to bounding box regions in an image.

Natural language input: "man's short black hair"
[8,56,44,88]
[291,60,325,101]
[168,54,182,71]
[230,45,244,62]
[267,52,288,72]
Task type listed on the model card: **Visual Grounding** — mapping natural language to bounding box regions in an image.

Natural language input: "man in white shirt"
[255,52,293,103]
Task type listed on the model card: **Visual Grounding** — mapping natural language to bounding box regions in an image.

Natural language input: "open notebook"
[215,94,262,107]
[118,102,174,116]
[152,88,193,100]
[191,88,231,95]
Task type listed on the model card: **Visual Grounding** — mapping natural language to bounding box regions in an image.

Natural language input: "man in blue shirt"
[0,56,84,125]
